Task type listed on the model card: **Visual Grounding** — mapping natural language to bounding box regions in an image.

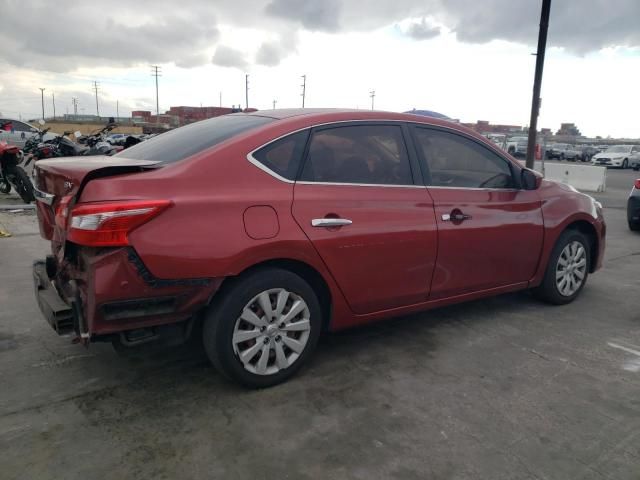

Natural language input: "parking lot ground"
[1,169,639,480]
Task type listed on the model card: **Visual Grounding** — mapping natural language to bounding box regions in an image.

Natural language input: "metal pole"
[219,91,222,108]
[39,88,45,119]
[245,74,249,110]
[272,99,277,109]
[52,92,56,119]
[369,90,376,110]
[301,75,306,108]
[526,0,552,169]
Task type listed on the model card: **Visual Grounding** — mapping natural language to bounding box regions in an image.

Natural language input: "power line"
[151,65,162,118]
[369,90,376,110]
[92,81,100,117]
[301,75,306,108]
[39,87,45,120]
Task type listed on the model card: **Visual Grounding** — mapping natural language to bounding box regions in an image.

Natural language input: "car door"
[9,121,34,148]
[292,123,438,315]
[411,125,544,300]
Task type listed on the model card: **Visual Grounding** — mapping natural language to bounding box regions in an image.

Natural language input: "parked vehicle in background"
[506,136,528,157]
[579,146,599,162]
[591,145,640,169]
[31,109,606,388]
[484,133,507,151]
[0,137,34,202]
[0,118,56,148]
[547,143,581,161]
[628,179,640,231]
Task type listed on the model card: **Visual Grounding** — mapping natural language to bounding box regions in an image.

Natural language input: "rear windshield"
[116,114,274,163]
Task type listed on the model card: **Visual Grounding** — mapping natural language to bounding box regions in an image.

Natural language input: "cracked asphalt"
[1,167,639,480]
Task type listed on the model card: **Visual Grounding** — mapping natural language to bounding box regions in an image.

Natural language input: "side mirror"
[521,168,542,190]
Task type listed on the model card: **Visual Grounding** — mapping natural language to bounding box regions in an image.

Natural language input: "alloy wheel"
[555,241,587,297]
[232,288,311,376]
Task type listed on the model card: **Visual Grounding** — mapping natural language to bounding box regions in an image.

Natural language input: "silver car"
[0,118,55,148]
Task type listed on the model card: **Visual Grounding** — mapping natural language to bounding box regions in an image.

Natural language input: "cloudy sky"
[0,0,639,137]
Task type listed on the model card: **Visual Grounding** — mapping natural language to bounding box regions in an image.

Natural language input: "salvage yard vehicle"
[0,137,34,202]
[546,143,581,161]
[32,109,606,388]
[629,178,640,231]
[591,145,640,169]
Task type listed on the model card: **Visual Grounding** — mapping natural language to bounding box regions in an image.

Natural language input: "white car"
[0,118,56,148]
[591,145,640,169]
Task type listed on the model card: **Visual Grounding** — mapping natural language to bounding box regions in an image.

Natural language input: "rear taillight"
[67,200,172,247]
[55,195,73,229]
[635,179,640,190]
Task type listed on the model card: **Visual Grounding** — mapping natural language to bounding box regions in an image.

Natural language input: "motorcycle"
[0,136,35,203]
[77,124,123,156]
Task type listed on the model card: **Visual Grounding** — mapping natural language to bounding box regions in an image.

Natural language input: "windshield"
[117,114,274,163]
[605,145,631,153]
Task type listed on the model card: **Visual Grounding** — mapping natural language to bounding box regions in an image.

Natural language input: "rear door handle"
[311,218,353,227]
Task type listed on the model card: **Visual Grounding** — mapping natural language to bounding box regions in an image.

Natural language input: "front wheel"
[533,229,590,305]
[622,159,628,169]
[203,268,322,388]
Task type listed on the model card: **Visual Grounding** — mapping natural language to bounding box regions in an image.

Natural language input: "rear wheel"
[203,268,322,388]
[13,167,34,203]
[533,229,590,305]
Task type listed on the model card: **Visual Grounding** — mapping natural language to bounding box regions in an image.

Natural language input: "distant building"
[556,123,582,137]
[462,120,524,135]
[132,106,258,128]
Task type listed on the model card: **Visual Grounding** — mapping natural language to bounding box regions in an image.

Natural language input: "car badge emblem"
[64,181,74,191]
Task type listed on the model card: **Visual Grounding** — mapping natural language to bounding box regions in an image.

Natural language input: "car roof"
[242,108,486,143]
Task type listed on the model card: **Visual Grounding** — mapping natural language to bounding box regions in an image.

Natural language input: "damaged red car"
[32,109,606,387]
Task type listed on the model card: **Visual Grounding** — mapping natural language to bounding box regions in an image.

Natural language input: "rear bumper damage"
[33,248,223,343]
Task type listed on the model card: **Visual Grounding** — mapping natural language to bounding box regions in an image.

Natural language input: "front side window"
[12,122,33,132]
[300,125,413,185]
[252,130,309,180]
[413,128,515,189]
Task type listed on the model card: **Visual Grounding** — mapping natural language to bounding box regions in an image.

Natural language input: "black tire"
[630,221,640,232]
[560,153,565,161]
[0,179,10,194]
[633,165,640,171]
[203,268,322,388]
[13,167,34,203]
[622,159,628,169]
[533,229,590,305]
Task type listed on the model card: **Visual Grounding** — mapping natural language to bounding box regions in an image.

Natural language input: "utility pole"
[300,75,306,108]
[245,74,249,110]
[72,97,78,116]
[92,81,100,118]
[151,65,161,119]
[219,91,222,108]
[39,88,45,120]
[52,91,56,119]
[272,99,277,110]
[116,100,119,119]
[526,0,552,169]
[369,90,376,110]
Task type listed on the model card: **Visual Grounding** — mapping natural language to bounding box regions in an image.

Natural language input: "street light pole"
[526,0,552,169]
[39,88,45,120]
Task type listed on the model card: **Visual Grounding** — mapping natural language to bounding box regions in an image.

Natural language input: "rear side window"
[117,114,274,164]
[252,130,309,180]
[414,127,514,189]
[300,125,413,185]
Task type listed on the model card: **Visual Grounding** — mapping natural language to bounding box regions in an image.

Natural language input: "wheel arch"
[564,219,599,273]
[218,258,334,331]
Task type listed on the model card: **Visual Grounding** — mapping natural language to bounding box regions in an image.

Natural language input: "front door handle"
[442,210,472,222]
[311,218,353,228]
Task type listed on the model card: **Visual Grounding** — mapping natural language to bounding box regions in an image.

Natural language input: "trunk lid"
[33,156,160,241]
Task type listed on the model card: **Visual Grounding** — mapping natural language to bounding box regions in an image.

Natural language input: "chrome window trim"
[297,181,425,189]
[426,186,520,192]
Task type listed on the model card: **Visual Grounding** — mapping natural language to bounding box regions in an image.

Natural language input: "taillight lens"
[67,200,172,247]
[635,179,640,189]
[55,195,73,229]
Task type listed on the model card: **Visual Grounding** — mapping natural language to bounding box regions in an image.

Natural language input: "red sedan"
[32,109,606,387]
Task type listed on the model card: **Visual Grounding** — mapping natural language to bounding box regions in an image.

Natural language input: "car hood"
[593,152,627,159]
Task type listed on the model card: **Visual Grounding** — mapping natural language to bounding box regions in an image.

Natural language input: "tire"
[622,159,628,169]
[533,229,590,305]
[0,178,10,194]
[633,165,640,171]
[203,268,322,388]
[630,221,640,232]
[560,153,565,161]
[13,167,34,203]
